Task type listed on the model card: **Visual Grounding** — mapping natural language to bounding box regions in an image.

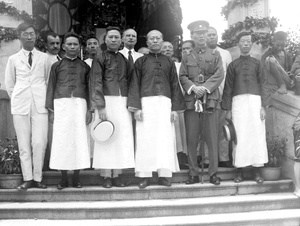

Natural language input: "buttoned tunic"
[128,53,185,176]
[46,57,91,170]
[90,50,135,169]
[222,55,268,168]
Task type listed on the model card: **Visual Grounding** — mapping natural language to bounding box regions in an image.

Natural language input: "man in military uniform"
[179,20,224,185]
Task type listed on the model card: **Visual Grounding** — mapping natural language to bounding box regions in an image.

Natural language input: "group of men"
[5,19,294,190]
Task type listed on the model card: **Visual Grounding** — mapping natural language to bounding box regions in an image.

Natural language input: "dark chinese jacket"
[221,55,264,110]
[127,52,185,111]
[89,50,133,111]
[45,57,90,111]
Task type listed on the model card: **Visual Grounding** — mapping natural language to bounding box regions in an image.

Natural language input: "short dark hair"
[63,32,81,44]
[86,35,99,42]
[106,26,121,34]
[236,31,253,43]
[17,22,35,36]
[104,26,121,41]
[273,31,287,41]
[46,32,59,42]
[182,40,195,48]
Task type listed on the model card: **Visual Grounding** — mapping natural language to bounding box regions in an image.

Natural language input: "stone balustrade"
[266,91,300,180]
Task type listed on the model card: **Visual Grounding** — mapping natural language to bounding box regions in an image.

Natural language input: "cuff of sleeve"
[128,106,139,112]
[187,85,195,95]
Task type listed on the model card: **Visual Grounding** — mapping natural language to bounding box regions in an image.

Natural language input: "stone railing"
[266,91,300,179]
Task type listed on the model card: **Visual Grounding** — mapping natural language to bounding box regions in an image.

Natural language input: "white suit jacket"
[119,47,143,62]
[5,48,51,115]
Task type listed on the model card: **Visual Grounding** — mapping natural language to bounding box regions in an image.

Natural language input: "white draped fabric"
[50,97,90,170]
[232,94,268,168]
[93,96,135,169]
[135,96,180,175]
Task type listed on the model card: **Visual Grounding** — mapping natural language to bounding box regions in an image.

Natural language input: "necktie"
[128,50,134,68]
[28,52,32,66]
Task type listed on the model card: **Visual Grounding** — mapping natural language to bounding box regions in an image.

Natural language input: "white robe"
[93,96,135,169]
[135,96,180,174]
[232,94,268,167]
[50,97,90,170]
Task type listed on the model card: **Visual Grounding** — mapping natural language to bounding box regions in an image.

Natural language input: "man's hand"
[170,111,178,123]
[49,111,54,123]
[86,111,92,125]
[225,110,232,120]
[192,86,206,98]
[98,108,107,121]
[260,107,266,120]
[134,110,143,121]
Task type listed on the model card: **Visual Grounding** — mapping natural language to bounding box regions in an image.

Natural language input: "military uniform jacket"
[179,47,224,110]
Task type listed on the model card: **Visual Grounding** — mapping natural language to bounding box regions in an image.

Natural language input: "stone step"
[41,168,276,185]
[0,180,293,202]
[2,209,300,226]
[0,192,299,220]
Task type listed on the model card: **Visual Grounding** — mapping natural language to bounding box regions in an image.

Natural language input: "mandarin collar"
[240,55,251,60]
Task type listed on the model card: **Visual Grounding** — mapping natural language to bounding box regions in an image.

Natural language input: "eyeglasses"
[21,32,36,38]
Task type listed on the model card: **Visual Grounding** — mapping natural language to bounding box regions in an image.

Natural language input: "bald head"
[161,41,174,58]
[146,30,164,53]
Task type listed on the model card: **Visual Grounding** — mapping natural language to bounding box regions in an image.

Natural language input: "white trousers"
[13,102,48,182]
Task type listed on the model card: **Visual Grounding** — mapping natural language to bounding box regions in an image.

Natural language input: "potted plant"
[0,137,22,189]
[260,135,286,181]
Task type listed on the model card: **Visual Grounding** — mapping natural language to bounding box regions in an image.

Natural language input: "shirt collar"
[122,47,136,54]
[22,48,36,56]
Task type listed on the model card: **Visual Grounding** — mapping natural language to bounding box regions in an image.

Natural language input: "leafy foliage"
[220,0,259,20]
[219,16,278,49]
[266,135,286,167]
[0,137,21,174]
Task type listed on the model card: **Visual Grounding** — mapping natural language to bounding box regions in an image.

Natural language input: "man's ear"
[62,44,65,51]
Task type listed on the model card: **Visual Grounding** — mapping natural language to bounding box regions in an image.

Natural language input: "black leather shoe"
[210,174,221,185]
[138,178,149,188]
[185,176,200,185]
[57,180,69,190]
[158,177,171,187]
[254,170,264,184]
[103,177,112,188]
[17,181,33,191]
[112,177,125,187]
[72,181,82,188]
[33,181,47,189]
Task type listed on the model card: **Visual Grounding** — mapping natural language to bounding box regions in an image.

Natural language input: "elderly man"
[182,40,195,55]
[90,26,135,188]
[206,26,233,167]
[128,30,185,188]
[222,31,268,184]
[5,22,51,190]
[44,31,61,171]
[261,31,294,106]
[138,47,149,55]
[180,20,224,185]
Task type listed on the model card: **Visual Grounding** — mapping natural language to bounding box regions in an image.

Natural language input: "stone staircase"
[0,168,300,225]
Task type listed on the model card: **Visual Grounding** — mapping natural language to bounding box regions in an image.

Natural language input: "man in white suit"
[5,22,51,190]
